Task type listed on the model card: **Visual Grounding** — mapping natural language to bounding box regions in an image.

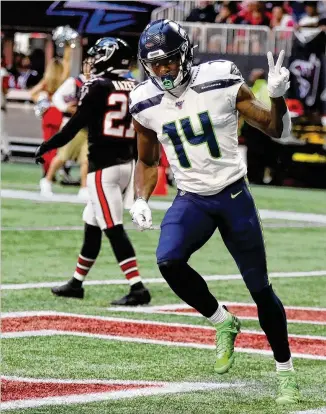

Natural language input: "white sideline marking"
[141,313,326,326]
[1,379,243,410]
[2,222,326,231]
[104,311,326,326]
[2,330,326,361]
[2,189,326,222]
[1,224,162,231]
[292,409,326,414]
[2,270,326,290]
[2,375,163,386]
[123,302,326,312]
[105,302,326,326]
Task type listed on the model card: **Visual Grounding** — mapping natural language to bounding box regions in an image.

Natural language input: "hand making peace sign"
[267,50,291,98]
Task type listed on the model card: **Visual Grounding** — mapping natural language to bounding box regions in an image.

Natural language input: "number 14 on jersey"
[163,111,221,168]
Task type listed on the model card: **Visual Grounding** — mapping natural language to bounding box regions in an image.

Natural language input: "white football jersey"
[130,60,247,195]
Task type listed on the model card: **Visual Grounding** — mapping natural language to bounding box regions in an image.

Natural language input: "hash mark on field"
[2,313,326,360]
[1,376,243,410]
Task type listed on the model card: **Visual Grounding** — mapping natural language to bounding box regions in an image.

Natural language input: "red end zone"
[2,379,155,402]
[2,314,326,357]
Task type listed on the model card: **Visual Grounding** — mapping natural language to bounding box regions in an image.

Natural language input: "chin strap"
[165,73,192,98]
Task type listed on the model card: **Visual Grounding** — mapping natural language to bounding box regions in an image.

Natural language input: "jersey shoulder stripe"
[132,79,149,93]
[129,79,162,115]
[130,93,164,115]
[191,78,243,94]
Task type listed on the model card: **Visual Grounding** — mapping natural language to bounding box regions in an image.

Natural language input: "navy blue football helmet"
[87,37,133,77]
[138,20,193,90]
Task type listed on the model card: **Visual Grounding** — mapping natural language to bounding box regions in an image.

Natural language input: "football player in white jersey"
[129,20,299,404]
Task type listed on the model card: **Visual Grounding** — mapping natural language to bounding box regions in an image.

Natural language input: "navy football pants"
[156,177,269,293]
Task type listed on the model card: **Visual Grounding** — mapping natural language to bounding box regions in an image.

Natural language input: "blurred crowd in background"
[3,51,43,90]
[186,0,326,28]
[1,2,325,90]
[1,0,325,190]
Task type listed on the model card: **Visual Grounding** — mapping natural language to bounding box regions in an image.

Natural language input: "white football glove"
[130,198,153,230]
[267,50,290,98]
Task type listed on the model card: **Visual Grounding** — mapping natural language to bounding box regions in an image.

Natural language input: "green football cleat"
[276,371,300,404]
[214,310,241,374]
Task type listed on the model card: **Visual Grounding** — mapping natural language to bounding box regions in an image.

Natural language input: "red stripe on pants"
[95,170,114,228]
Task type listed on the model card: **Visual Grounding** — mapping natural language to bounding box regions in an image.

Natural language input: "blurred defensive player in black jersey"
[35,38,151,306]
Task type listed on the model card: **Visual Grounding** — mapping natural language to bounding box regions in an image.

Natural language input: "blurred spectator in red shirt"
[251,9,271,25]
[215,2,240,23]
[235,1,271,25]
[1,55,10,161]
[186,0,217,23]
[270,5,294,28]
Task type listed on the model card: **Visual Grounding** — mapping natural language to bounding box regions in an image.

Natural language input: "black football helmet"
[86,37,133,77]
[138,19,193,90]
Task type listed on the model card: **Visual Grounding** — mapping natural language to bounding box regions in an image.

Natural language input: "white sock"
[276,358,294,372]
[208,305,228,324]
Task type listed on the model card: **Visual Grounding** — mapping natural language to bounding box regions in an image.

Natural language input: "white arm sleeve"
[52,77,76,112]
[228,63,244,111]
[281,109,292,138]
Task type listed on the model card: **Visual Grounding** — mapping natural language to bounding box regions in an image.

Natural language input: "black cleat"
[111,288,151,306]
[51,282,84,299]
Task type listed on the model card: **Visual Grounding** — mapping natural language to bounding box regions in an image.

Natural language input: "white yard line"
[131,302,326,312]
[2,189,326,223]
[2,222,325,231]
[292,409,326,414]
[2,330,326,361]
[2,375,163,386]
[104,302,326,325]
[105,309,326,326]
[1,224,162,231]
[2,270,326,290]
[1,379,243,411]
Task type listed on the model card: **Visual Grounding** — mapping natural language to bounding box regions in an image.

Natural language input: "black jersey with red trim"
[41,75,137,172]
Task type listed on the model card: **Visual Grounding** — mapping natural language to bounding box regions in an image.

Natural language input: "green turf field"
[1,163,326,413]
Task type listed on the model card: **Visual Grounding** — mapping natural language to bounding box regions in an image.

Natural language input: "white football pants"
[83,161,134,230]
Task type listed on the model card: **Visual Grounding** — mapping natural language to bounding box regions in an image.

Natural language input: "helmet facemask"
[140,40,192,91]
[87,38,132,77]
[83,57,97,80]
